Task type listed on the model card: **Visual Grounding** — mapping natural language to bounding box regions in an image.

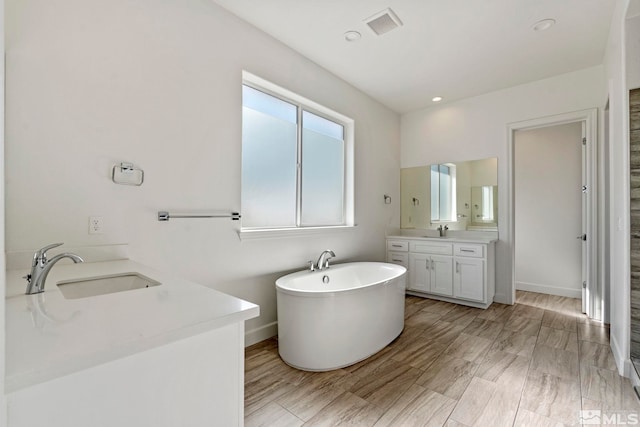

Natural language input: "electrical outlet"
[89,216,104,234]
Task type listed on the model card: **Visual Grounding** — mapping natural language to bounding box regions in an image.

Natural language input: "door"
[408,253,429,292]
[430,255,453,296]
[454,258,484,302]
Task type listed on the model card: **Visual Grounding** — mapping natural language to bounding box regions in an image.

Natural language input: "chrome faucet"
[25,243,84,295]
[312,250,336,271]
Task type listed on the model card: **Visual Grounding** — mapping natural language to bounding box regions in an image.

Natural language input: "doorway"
[513,122,584,301]
[506,109,599,319]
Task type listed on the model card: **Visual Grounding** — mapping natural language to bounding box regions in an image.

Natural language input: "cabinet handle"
[426,260,430,270]
[392,258,403,262]
[392,244,403,248]
[431,259,435,269]
[460,249,474,253]
[456,261,460,273]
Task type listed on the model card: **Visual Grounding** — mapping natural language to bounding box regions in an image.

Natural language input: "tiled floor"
[244,291,640,426]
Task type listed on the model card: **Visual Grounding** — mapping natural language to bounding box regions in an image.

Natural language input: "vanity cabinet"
[409,253,453,296]
[387,237,495,308]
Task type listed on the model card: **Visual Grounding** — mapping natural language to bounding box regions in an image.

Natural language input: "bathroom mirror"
[401,157,498,231]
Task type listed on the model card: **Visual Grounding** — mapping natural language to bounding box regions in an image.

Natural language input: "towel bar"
[157,211,241,221]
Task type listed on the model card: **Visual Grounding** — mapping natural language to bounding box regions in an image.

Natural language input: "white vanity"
[4,259,259,427]
[386,235,496,308]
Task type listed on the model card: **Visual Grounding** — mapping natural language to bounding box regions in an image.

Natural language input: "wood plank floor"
[245,291,640,426]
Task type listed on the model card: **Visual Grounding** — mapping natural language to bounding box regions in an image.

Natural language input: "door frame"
[506,108,599,319]
[599,99,610,324]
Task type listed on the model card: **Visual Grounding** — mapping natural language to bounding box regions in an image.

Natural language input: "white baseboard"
[245,321,277,347]
[515,281,581,298]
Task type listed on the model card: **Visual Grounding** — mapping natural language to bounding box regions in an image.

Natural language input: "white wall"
[602,0,631,377]
[603,0,640,377]
[627,14,640,90]
[1,0,6,422]
[5,0,400,345]
[401,66,605,303]
[514,123,583,298]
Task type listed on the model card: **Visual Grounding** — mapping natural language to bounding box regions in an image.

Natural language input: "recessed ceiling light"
[432,96,443,102]
[344,31,361,42]
[532,18,556,32]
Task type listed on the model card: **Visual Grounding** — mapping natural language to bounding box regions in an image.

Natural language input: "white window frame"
[239,71,355,239]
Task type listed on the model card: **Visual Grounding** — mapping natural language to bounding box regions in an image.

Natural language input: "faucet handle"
[307,261,316,272]
[33,243,64,265]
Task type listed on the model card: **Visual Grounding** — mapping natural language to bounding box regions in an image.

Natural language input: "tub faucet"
[25,243,84,295]
[314,250,336,271]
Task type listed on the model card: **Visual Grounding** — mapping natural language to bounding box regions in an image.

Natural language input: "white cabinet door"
[430,255,453,296]
[454,258,485,301]
[408,253,430,292]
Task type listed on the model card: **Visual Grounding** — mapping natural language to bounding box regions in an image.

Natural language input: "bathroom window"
[481,185,494,221]
[241,72,354,232]
[431,163,457,221]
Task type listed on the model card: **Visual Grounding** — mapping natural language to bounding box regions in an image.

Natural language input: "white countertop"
[386,235,497,244]
[5,260,259,393]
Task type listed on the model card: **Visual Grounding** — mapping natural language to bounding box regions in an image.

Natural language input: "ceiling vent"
[364,8,403,36]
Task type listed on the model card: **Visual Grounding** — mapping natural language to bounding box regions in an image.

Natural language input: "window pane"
[482,185,494,221]
[242,85,297,124]
[303,111,344,140]
[241,86,298,228]
[439,165,452,221]
[301,111,344,225]
[430,165,440,221]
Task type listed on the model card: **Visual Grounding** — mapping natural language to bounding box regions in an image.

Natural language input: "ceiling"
[211,0,616,114]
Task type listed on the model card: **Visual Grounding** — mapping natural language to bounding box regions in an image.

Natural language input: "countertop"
[5,260,259,393]
[386,235,497,244]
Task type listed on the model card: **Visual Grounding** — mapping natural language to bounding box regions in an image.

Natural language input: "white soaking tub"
[276,262,407,371]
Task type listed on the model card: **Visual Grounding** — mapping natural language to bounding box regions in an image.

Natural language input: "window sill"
[238,225,357,240]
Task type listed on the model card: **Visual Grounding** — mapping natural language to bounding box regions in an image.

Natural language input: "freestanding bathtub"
[276,262,407,371]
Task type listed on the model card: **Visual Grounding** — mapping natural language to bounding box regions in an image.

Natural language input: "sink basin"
[57,273,161,299]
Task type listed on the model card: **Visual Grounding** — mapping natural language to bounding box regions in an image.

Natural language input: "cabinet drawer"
[454,243,484,258]
[410,241,453,255]
[387,240,409,252]
[387,251,409,267]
